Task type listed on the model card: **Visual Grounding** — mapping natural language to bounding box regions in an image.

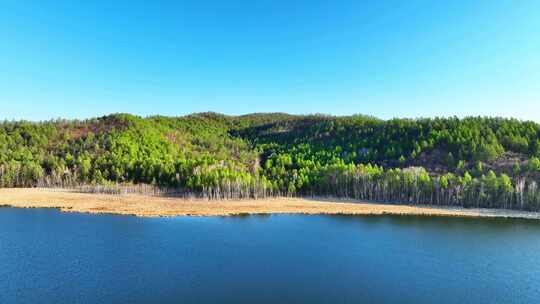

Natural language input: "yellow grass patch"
[1,188,539,219]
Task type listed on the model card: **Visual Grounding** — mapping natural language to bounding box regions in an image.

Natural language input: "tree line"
[1,113,539,210]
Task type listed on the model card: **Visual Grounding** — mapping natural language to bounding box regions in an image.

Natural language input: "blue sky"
[1,0,539,121]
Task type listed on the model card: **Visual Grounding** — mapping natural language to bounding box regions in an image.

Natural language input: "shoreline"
[1,188,539,220]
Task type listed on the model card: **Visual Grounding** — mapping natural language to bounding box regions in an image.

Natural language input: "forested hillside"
[1,113,540,210]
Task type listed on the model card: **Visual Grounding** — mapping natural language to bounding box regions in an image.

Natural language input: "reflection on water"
[1,207,539,304]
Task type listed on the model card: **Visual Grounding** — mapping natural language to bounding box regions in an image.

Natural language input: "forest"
[1,112,540,210]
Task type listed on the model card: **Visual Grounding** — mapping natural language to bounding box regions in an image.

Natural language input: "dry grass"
[1,188,539,219]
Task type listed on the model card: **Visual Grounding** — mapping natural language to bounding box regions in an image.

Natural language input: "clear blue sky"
[1,0,539,121]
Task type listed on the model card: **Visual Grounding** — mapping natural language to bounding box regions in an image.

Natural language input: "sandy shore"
[1,188,539,219]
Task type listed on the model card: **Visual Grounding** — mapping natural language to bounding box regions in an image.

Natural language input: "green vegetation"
[1,113,540,210]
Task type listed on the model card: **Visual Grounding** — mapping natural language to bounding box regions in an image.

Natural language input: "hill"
[1,113,539,210]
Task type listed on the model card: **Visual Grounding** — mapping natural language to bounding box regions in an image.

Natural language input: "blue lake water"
[1,207,540,304]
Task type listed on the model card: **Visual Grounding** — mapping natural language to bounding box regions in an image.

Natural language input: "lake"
[1,207,540,304]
